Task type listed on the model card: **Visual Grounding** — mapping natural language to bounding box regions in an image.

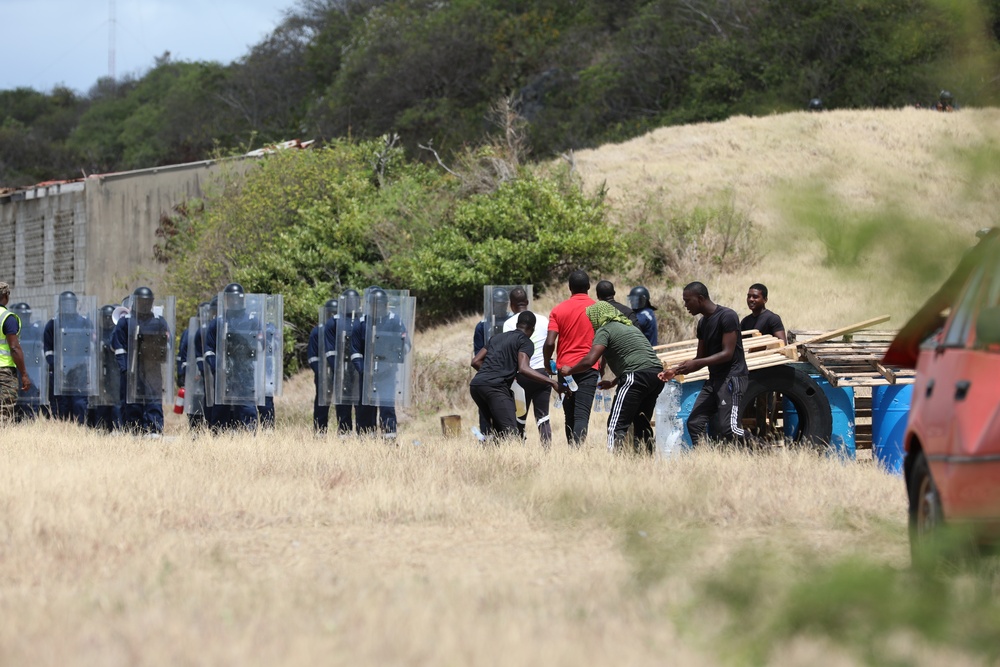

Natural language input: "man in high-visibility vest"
[0,282,32,422]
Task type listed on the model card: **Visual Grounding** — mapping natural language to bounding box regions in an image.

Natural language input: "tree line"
[2,0,999,185]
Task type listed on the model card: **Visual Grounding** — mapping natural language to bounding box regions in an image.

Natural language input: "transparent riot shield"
[264,294,284,399]
[53,295,98,396]
[316,302,337,407]
[91,307,121,407]
[126,296,175,404]
[362,293,415,408]
[16,308,48,408]
[198,303,216,410]
[183,316,206,416]
[482,284,532,347]
[330,295,365,406]
[216,293,266,405]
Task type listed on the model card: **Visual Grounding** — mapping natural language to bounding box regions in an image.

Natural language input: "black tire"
[738,366,832,448]
[906,452,944,563]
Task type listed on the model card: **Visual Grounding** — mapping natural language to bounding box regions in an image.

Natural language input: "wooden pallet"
[790,327,915,388]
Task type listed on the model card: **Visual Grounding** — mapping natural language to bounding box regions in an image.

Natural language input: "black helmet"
[491,287,510,318]
[11,302,30,325]
[100,304,116,328]
[133,286,154,316]
[223,282,245,311]
[58,291,77,316]
[367,287,389,318]
[341,288,361,315]
[628,285,656,311]
[939,90,954,106]
[808,97,823,111]
[323,297,338,317]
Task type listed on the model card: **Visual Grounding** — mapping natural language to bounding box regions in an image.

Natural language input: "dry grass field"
[5,108,1000,665]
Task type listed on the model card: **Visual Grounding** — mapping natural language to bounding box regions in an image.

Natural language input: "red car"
[885,228,1000,555]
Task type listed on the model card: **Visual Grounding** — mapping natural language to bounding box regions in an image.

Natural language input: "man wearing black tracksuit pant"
[470,311,561,443]
[559,301,665,454]
[663,281,748,444]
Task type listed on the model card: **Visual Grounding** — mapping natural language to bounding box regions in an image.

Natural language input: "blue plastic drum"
[783,375,856,459]
[871,384,912,475]
[678,380,704,448]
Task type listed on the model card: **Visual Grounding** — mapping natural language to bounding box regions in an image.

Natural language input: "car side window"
[941,263,991,348]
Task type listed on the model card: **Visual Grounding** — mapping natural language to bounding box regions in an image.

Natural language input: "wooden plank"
[791,315,891,347]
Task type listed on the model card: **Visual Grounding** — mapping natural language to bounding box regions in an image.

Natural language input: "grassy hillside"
[573,107,1000,333]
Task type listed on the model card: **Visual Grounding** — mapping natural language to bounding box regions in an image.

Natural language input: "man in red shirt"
[543,270,599,447]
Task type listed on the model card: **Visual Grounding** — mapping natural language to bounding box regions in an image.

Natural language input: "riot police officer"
[178,302,210,430]
[309,298,337,434]
[90,304,122,431]
[43,291,94,424]
[628,285,659,346]
[203,283,261,432]
[11,302,45,421]
[112,286,172,434]
[473,287,512,356]
[350,287,410,439]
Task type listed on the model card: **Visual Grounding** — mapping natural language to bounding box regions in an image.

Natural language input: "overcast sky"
[1,0,293,94]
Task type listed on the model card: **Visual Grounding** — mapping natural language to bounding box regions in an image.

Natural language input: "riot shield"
[316,302,337,407]
[126,296,175,404]
[362,293,415,408]
[215,293,266,405]
[16,309,48,408]
[91,308,121,407]
[264,294,284,399]
[482,284,532,347]
[53,295,98,396]
[198,303,216,410]
[183,316,206,416]
[330,295,365,406]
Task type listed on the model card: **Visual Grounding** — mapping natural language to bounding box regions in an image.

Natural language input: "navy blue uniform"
[43,316,91,424]
[90,320,122,431]
[308,324,329,433]
[635,307,658,346]
[112,312,170,434]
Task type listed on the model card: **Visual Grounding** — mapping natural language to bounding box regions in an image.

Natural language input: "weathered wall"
[0,182,88,313]
[83,160,222,303]
[0,159,229,314]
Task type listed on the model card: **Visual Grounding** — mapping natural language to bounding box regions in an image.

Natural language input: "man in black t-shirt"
[470,311,562,442]
[662,281,748,444]
[740,283,786,344]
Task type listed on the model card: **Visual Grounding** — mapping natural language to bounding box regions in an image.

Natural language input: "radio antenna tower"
[108,0,117,85]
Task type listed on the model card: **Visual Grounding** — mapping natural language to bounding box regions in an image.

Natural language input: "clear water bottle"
[566,375,579,392]
[655,381,684,458]
[603,389,613,412]
[594,389,604,412]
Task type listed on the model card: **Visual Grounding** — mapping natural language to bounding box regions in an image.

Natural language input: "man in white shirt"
[502,286,552,447]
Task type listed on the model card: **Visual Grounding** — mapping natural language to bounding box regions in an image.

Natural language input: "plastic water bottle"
[594,389,604,412]
[553,384,565,409]
[603,389,613,412]
[471,426,486,442]
[566,375,579,392]
[655,381,685,458]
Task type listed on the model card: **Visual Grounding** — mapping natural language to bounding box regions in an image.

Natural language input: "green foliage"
[388,167,622,318]
[696,544,1000,665]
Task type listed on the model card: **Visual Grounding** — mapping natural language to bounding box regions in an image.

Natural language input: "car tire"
[739,366,833,447]
[907,450,947,564]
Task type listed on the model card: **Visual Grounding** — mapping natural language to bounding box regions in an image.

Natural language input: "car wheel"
[908,451,944,562]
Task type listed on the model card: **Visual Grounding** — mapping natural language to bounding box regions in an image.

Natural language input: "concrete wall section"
[0,182,87,312]
[84,160,222,303]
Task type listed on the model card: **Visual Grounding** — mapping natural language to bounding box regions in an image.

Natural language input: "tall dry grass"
[1,416,937,666]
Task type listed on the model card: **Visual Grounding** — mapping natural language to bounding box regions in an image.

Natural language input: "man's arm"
[674,331,737,375]
[471,347,487,371]
[518,352,560,390]
[6,332,30,392]
[542,330,558,373]
[560,344,606,378]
